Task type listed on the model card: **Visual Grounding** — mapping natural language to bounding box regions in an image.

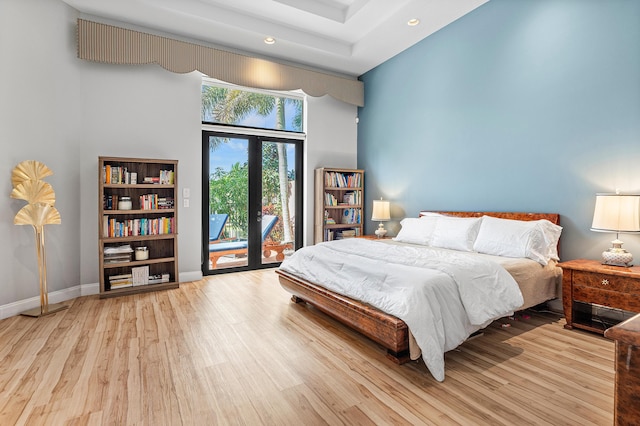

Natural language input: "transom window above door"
[201,78,304,133]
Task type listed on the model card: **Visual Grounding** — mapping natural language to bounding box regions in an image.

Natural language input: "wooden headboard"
[419,211,560,226]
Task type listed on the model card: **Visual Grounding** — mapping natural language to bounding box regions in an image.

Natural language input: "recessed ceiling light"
[264,37,276,45]
[407,18,420,26]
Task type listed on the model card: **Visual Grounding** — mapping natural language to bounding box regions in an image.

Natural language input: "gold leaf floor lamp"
[11,160,68,317]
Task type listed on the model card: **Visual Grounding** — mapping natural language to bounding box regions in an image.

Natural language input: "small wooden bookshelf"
[314,167,364,244]
[98,156,179,298]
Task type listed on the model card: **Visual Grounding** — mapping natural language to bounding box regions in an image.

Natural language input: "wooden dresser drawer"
[573,285,640,311]
[573,270,640,294]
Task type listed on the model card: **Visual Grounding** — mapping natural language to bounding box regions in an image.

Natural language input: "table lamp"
[591,193,640,267]
[372,198,390,238]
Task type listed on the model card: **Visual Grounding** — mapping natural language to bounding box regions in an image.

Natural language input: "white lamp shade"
[371,199,390,222]
[591,194,640,233]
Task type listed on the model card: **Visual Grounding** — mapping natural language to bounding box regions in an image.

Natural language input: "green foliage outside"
[208,161,248,239]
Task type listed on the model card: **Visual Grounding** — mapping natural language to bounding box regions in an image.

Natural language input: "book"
[159,170,174,184]
[103,216,109,237]
[110,282,133,289]
[109,273,133,280]
[104,244,133,254]
[104,255,132,264]
[342,208,361,224]
[342,230,356,238]
[108,272,133,289]
[132,265,149,286]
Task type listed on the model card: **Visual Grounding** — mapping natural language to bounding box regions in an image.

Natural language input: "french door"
[202,130,302,274]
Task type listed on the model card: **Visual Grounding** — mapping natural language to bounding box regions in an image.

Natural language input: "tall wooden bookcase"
[98,156,179,298]
[314,167,364,243]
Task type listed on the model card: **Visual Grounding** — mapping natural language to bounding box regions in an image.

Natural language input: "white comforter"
[279,239,524,382]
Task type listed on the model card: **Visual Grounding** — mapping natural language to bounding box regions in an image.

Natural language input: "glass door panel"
[206,135,249,271]
[261,141,297,266]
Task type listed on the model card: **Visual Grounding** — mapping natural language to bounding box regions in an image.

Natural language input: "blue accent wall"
[358,0,640,261]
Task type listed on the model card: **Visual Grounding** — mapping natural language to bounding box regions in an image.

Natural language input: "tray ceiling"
[63,0,488,76]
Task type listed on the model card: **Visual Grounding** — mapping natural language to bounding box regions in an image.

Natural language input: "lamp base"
[20,302,68,318]
[601,239,633,267]
[374,223,387,238]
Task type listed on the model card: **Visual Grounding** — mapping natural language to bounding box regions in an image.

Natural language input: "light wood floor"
[0,269,614,425]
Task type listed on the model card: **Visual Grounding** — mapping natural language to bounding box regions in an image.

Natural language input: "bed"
[276,211,562,381]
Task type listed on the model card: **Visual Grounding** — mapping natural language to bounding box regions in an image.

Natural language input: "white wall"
[0,0,81,309]
[0,0,358,316]
[304,95,358,245]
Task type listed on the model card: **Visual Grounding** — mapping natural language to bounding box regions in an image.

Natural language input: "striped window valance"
[77,19,364,107]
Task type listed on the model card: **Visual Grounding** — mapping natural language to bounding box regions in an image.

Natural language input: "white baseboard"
[180,270,203,283]
[82,282,100,296]
[0,285,82,320]
[0,270,202,320]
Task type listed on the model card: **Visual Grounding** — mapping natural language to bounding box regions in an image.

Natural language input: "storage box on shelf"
[314,167,364,244]
[98,156,179,298]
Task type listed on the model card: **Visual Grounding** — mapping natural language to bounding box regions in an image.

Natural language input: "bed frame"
[276,211,560,364]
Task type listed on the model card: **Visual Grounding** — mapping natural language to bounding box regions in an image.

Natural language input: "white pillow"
[393,217,437,245]
[473,216,562,265]
[538,219,563,261]
[430,216,482,252]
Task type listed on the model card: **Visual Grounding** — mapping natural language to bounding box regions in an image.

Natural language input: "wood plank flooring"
[0,270,614,425]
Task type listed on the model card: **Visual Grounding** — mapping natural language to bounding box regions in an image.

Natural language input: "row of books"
[103,165,137,184]
[342,208,361,224]
[324,171,361,188]
[104,244,133,263]
[342,191,361,205]
[108,267,171,289]
[324,228,360,241]
[324,191,361,206]
[102,165,175,185]
[324,229,335,241]
[141,170,174,185]
[324,193,339,206]
[103,194,174,210]
[140,194,174,210]
[103,216,176,238]
[104,195,120,210]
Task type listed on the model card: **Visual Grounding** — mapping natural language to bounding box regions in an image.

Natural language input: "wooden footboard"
[276,269,411,364]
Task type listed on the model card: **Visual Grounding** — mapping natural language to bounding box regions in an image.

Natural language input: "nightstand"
[560,259,640,334]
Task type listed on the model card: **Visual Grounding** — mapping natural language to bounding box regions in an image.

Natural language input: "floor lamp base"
[20,302,69,318]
